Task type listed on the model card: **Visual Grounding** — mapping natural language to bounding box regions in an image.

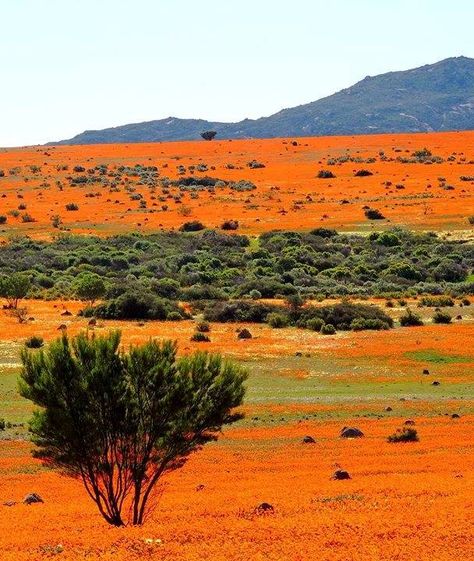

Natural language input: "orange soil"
[1,131,473,237]
[0,416,472,560]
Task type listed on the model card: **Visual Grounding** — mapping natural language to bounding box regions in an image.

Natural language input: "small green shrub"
[166,311,183,321]
[350,318,390,331]
[419,296,454,307]
[321,323,336,335]
[266,312,290,328]
[306,317,325,331]
[249,289,262,300]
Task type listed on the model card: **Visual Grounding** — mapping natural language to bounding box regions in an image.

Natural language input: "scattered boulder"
[254,502,274,515]
[422,369,430,375]
[23,493,43,505]
[451,413,460,419]
[340,427,364,438]
[237,328,252,340]
[333,469,351,480]
[432,381,440,386]
[195,484,205,492]
[302,435,316,444]
[61,310,72,316]
[404,419,415,426]
[385,406,393,412]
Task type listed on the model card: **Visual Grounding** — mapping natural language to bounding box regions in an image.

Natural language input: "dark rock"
[451,413,460,419]
[23,493,43,505]
[385,406,393,412]
[237,328,252,340]
[333,469,351,480]
[255,502,274,514]
[432,381,440,386]
[302,435,316,444]
[404,419,415,426]
[340,427,364,438]
[61,310,72,316]
[422,369,430,375]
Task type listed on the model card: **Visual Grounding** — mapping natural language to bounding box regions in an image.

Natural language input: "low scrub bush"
[388,427,419,443]
[24,336,44,349]
[190,332,210,342]
[432,310,452,324]
[419,295,454,307]
[266,312,290,328]
[204,300,285,323]
[84,291,187,321]
[321,323,336,335]
[179,220,205,232]
[317,170,336,179]
[399,309,424,327]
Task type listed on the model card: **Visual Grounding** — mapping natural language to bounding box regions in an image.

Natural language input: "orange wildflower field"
[0,132,473,560]
[0,131,473,237]
[0,299,473,559]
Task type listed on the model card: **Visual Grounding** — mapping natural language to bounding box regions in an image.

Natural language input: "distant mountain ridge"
[50,56,474,145]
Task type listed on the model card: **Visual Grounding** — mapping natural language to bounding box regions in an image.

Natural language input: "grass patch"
[405,350,472,364]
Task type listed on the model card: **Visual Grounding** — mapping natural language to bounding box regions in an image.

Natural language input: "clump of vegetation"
[0,228,471,304]
[190,331,211,342]
[196,321,210,333]
[419,296,454,307]
[65,203,79,211]
[266,312,290,328]
[321,323,336,335]
[432,310,452,324]
[354,169,373,177]
[399,308,424,327]
[84,291,187,321]
[387,427,419,443]
[364,208,385,219]
[317,170,336,179]
[24,336,44,349]
[221,220,239,230]
[179,220,205,232]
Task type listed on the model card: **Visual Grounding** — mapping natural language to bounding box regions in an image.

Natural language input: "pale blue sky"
[1,0,473,146]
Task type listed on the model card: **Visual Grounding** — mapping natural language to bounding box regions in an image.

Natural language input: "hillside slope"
[51,57,474,144]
